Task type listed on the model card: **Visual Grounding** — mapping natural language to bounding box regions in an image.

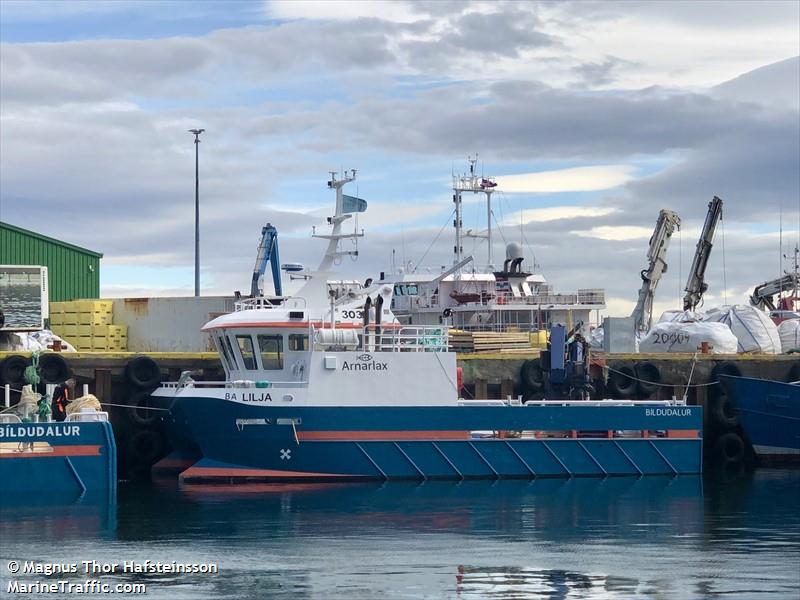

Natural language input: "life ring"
[520,360,544,392]
[456,367,464,392]
[635,361,661,397]
[0,355,29,386]
[607,365,637,398]
[39,353,70,384]
[127,390,160,426]
[127,429,164,466]
[711,432,745,467]
[125,355,161,389]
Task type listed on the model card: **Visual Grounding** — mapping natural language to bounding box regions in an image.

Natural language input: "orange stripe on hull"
[666,429,700,439]
[180,466,350,480]
[0,445,101,458]
[297,430,470,441]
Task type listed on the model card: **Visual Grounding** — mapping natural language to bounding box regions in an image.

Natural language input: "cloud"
[572,225,654,241]
[0,3,797,317]
[495,165,636,193]
[504,206,617,225]
[268,0,419,23]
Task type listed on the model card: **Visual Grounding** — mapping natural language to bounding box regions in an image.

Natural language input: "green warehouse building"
[0,221,102,301]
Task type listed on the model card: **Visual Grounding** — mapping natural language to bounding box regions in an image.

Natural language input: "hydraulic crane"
[750,274,799,310]
[250,223,282,297]
[683,196,723,311]
[630,209,682,333]
[750,245,800,312]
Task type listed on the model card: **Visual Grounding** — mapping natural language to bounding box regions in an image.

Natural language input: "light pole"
[189,128,204,296]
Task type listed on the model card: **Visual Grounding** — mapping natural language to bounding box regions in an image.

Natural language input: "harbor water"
[1,470,798,599]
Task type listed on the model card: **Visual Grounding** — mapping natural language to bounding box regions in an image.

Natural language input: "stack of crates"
[49,300,128,351]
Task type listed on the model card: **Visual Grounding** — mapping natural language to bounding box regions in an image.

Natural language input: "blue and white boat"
[0,410,116,499]
[154,170,702,483]
[719,374,800,463]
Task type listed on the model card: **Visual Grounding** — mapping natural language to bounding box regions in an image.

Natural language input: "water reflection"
[0,472,798,599]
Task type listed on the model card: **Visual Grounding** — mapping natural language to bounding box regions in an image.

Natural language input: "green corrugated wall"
[0,222,102,301]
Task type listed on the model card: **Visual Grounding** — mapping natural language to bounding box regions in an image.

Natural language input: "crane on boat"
[683,196,723,311]
[251,223,282,297]
[630,209,682,333]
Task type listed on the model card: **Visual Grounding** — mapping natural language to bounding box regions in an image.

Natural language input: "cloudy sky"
[1,0,798,319]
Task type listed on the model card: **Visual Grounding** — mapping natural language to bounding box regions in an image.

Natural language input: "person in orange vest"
[51,378,76,422]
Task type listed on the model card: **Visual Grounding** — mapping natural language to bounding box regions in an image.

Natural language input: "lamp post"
[188,128,205,296]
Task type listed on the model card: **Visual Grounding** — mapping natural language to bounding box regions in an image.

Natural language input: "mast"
[453,155,497,269]
[312,169,363,272]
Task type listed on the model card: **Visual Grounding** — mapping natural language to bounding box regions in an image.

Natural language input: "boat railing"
[160,380,307,389]
[234,296,308,312]
[361,324,449,352]
[0,414,22,424]
[446,289,604,308]
[66,410,109,422]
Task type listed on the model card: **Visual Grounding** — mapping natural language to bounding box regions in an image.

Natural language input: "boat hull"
[720,375,800,463]
[0,421,117,499]
[173,397,703,483]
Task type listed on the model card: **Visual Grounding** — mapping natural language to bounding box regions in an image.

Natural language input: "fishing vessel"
[0,410,116,498]
[719,374,800,464]
[384,158,606,332]
[154,170,702,483]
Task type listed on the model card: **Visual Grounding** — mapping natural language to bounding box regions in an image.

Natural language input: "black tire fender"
[128,390,160,426]
[787,362,800,383]
[521,359,544,392]
[709,392,738,430]
[125,355,161,389]
[710,361,742,382]
[39,353,70,384]
[127,430,164,466]
[0,355,29,385]
[635,361,661,396]
[712,432,745,466]
[607,365,637,398]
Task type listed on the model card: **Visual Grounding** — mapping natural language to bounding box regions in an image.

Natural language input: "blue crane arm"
[251,224,283,297]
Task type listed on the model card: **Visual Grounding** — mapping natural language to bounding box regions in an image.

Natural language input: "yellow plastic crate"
[91,338,109,351]
[63,312,78,325]
[76,324,93,336]
[60,325,78,338]
[74,336,93,350]
[90,324,109,337]
[49,313,64,326]
[74,300,113,314]
[78,312,112,326]
[106,325,127,338]
[49,303,65,315]
[108,338,128,351]
[61,301,79,314]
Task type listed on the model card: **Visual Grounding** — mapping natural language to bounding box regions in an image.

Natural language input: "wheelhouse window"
[224,336,239,369]
[235,335,257,370]
[258,334,284,370]
[217,335,234,370]
[406,284,419,295]
[288,334,309,352]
